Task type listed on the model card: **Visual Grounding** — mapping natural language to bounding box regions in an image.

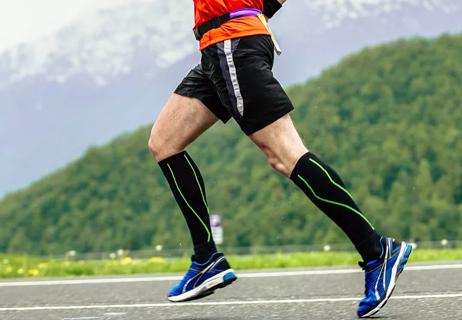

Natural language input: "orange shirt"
[193,0,271,50]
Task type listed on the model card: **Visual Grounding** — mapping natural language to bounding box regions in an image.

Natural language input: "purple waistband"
[229,8,262,19]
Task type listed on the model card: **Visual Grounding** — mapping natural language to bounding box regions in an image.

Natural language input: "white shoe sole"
[168,269,237,302]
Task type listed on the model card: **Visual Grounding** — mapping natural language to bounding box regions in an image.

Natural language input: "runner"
[148,1,413,317]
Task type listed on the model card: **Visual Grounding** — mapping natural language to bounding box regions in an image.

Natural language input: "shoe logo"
[183,257,225,293]
[374,243,389,301]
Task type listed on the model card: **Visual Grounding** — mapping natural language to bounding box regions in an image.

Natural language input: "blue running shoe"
[168,252,237,302]
[357,238,413,318]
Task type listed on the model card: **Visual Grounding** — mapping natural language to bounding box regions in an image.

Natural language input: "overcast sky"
[0,0,417,54]
[0,0,141,53]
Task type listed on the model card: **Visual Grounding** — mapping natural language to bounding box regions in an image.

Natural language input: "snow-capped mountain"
[1,0,461,197]
[1,0,195,86]
[1,0,459,86]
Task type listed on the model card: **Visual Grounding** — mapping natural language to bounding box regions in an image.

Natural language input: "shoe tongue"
[191,253,218,266]
[192,252,222,264]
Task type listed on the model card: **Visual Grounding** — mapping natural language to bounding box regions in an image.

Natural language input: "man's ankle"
[357,233,385,263]
[194,241,218,264]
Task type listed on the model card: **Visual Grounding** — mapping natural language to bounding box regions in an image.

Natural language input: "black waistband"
[194,13,231,41]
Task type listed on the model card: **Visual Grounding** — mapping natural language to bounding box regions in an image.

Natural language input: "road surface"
[0,263,461,320]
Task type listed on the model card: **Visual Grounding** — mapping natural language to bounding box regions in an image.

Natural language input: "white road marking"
[103,313,126,316]
[0,263,461,287]
[1,293,462,312]
[62,317,100,320]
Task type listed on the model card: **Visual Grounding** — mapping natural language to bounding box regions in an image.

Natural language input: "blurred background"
[0,0,461,274]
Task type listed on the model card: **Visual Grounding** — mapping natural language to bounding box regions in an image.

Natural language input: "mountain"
[1,0,462,198]
[1,33,461,255]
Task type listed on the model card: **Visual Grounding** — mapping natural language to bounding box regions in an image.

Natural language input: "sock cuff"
[290,151,313,181]
[157,151,188,167]
[194,241,217,252]
[193,241,218,263]
[355,232,384,261]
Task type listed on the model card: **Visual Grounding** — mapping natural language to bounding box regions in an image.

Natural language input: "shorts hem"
[241,107,294,135]
[174,88,232,124]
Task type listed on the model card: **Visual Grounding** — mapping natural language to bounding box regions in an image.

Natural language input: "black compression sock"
[194,241,218,264]
[158,151,217,261]
[290,152,383,262]
[357,233,386,263]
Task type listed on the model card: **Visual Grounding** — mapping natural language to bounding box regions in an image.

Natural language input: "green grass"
[1,248,461,279]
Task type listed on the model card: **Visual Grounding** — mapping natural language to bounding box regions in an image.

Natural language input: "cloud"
[1,0,194,85]
[0,0,153,53]
[0,0,457,86]
[302,0,446,28]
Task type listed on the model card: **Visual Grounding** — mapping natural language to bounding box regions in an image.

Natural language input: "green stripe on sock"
[297,174,375,230]
[167,163,211,242]
[309,158,353,199]
[184,154,209,213]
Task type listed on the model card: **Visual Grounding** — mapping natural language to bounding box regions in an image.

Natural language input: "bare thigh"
[249,114,308,177]
[148,93,219,161]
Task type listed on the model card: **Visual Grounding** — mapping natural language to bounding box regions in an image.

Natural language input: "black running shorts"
[174,35,294,135]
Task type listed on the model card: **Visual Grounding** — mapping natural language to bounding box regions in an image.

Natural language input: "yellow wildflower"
[120,257,133,265]
[28,269,40,277]
[148,257,168,265]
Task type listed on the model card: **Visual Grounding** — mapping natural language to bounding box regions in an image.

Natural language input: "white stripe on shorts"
[223,39,244,116]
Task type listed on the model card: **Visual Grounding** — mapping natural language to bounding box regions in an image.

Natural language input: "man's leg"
[249,114,383,262]
[201,34,378,251]
[149,93,219,262]
[250,114,413,317]
[151,64,237,303]
[199,33,411,315]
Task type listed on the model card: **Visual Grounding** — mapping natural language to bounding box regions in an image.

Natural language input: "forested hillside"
[1,34,461,255]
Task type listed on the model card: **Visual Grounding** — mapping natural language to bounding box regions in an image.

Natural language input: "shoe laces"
[177,265,200,286]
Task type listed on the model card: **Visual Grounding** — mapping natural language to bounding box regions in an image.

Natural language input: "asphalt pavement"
[0,263,461,320]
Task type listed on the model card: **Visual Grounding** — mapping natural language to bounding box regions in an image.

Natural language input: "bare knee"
[148,125,183,162]
[259,145,293,177]
[147,94,219,162]
[147,129,165,161]
[250,115,309,177]
[267,156,291,176]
